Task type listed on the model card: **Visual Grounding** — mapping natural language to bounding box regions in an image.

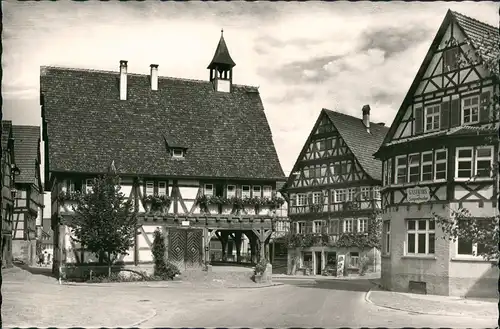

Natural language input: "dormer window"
[172,148,184,158]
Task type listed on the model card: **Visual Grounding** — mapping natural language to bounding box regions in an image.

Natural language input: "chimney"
[362,104,371,133]
[150,64,159,91]
[119,60,128,100]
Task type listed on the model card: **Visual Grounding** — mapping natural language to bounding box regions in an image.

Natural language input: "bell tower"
[207,29,236,93]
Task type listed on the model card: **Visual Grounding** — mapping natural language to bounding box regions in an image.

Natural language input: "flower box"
[207,204,219,214]
[221,205,232,215]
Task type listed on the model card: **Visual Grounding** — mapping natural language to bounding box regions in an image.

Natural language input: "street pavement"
[2,268,498,328]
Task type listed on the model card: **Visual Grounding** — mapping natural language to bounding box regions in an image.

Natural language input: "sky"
[2,1,498,182]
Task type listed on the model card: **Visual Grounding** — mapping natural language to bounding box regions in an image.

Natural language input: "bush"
[152,228,181,280]
[254,259,268,276]
[359,255,370,276]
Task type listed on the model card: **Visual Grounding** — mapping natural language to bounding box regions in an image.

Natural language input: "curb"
[61,281,284,289]
[227,282,285,289]
[364,288,497,319]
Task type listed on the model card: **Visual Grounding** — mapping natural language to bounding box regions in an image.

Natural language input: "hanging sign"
[406,186,430,204]
[181,220,190,227]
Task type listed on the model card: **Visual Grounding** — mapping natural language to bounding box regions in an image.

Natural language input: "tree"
[68,173,137,277]
[434,30,500,260]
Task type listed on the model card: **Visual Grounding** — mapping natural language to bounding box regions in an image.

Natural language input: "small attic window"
[172,148,184,158]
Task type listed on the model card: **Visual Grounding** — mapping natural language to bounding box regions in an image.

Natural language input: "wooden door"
[168,228,203,270]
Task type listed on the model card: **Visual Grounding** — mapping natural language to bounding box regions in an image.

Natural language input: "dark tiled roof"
[451,11,500,68]
[324,109,389,181]
[11,125,40,185]
[1,120,12,150]
[40,67,285,181]
[207,32,236,69]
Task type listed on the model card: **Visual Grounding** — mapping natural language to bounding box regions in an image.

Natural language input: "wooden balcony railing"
[289,200,381,215]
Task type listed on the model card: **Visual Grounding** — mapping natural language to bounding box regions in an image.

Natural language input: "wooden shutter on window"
[290,194,297,207]
[414,106,423,135]
[479,91,491,123]
[307,193,313,205]
[305,221,313,234]
[440,101,450,129]
[450,98,461,127]
[353,220,358,232]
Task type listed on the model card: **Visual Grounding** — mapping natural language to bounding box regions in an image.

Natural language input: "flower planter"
[245,206,255,215]
[258,207,269,216]
[221,205,232,215]
[253,274,263,283]
[207,204,219,214]
[144,202,152,213]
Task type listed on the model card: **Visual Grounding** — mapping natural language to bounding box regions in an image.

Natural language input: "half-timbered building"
[373,10,499,297]
[11,125,44,265]
[1,121,19,267]
[284,106,389,276]
[40,31,286,276]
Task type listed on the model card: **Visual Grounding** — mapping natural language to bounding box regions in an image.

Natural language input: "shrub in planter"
[253,259,268,283]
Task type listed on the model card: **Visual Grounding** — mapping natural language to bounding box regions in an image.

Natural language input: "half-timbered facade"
[40,31,286,276]
[11,125,44,265]
[284,106,389,276]
[1,121,19,267]
[374,10,499,297]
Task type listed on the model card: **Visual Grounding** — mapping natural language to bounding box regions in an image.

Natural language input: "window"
[158,181,167,196]
[462,95,480,125]
[313,220,325,234]
[456,147,473,179]
[263,185,272,198]
[172,149,184,158]
[253,186,262,197]
[335,189,346,203]
[384,160,392,186]
[86,179,93,193]
[358,218,368,233]
[372,186,381,200]
[425,105,440,132]
[227,185,236,198]
[395,156,407,184]
[204,184,214,196]
[349,252,359,268]
[325,138,333,150]
[313,192,322,204]
[343,219,356,233]
[443,47,459,72]
[329,219,339,234]
[318,140,326,151]
[347,188,356,201]
[296,221,306,234]
[242,185,250,198]
[475,147,493,178]
[456,219,491,257]
[421,151,433,181]
[297,194,306,206]
[406,219,435,255]
[67,180,75,193]
[384,221,391,254]
[434,149,447,180]
[360,187,371,200]
[407,153,420,183]
[145,181,154,196]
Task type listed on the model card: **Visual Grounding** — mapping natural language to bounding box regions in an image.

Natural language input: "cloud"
[2,1,499,176]
[359,26,435,58]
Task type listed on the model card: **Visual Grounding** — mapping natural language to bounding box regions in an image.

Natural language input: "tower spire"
[207,30,235,93]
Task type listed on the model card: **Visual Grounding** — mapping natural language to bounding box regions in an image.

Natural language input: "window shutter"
[353,220,358,232]
[440,101,450,129]
[479,91,491,123]
[306,221,313,234]
[414,106,423,135]
[450,98,461,127]
[307,193,313,205]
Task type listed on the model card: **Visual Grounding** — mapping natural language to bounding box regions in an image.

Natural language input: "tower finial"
[221,28,224,36]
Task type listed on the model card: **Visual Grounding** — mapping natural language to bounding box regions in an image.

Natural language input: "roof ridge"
[40,65,258,90]
[323,108,363,121]
[450,10,499,32]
